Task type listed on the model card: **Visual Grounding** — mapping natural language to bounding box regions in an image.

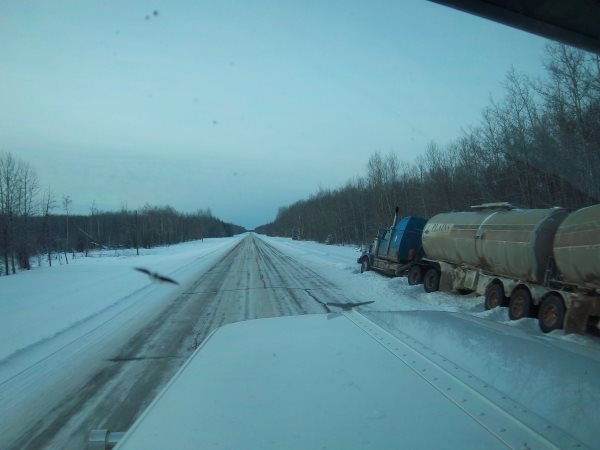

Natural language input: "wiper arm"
[326,301,374,310]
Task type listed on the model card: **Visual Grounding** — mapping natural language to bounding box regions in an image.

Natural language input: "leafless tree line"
[257,44,600,244]
[0,153,39,273]
[0,156,245,276]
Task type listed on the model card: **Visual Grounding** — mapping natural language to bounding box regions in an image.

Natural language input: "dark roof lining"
[429,0,600,54]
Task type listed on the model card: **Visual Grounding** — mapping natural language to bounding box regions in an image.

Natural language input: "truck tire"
[423,268,440,293]
[509,287,532,320]
[408,265,423,285]
[360,258,370,273]
[484,283,506,310]
[538,294,565,333]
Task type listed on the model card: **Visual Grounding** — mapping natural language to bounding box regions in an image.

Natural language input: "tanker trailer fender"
[446,265,480,293]
[437,260,464,293]
[554,290,600,334]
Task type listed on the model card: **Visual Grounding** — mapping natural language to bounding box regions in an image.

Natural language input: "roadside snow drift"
[0,237,242,367]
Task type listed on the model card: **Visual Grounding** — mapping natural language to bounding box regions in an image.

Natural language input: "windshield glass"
[1,2,598,450]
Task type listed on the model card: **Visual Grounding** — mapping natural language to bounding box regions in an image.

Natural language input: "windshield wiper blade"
[326,301,374,310]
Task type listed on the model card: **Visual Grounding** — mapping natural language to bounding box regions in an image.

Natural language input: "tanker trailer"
[419,203,575,332]
[548,204,600,333]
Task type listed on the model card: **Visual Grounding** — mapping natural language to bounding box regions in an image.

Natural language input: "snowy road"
[1,235,347,450]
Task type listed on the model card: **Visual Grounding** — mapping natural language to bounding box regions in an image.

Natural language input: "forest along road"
[5,234,351,450]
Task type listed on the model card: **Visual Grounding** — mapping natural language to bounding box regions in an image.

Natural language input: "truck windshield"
[0,2,598,450]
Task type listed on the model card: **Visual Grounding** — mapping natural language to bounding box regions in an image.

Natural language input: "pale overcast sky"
[0,0,550,228]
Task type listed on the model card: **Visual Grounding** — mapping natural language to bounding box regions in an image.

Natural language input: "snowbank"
[259,235,600,349]
[0,236,243,364]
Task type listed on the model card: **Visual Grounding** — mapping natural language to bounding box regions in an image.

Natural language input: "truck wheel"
[423,268,440,293]
[538,294,565,333]
[484,283,506,310]
[408,265,423,285]
[509,288,532,320]
[360,259,370,273]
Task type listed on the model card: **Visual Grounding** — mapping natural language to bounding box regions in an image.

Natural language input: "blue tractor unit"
[358,208,427,279]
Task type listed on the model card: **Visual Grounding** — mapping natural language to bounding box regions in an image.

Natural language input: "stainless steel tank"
[553,204,600,290]
[423,204,568,283]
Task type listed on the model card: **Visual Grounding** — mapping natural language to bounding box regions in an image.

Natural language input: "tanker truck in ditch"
[410,202,600,334]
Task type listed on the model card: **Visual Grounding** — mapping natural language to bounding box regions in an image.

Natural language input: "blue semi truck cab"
[358,208,427,280]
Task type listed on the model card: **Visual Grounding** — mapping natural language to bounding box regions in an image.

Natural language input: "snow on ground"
[260,235,600,350]
[0,236,243,365]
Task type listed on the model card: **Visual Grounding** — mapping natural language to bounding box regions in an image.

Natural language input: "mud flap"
[564,301,591,334]
[439,269,454,292]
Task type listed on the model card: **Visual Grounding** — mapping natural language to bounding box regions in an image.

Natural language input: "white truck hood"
[113,312,563,450]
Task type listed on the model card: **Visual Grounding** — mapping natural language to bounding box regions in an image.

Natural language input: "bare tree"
[0,153,17,274]
[15,160,39,270]
[62,195,72,263]
[42,188,56,267]
[0,153,39,273]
